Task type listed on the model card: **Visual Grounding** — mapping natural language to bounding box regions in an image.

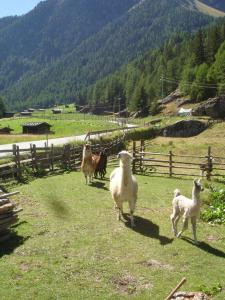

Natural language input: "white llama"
[170,179,203,244]
[81,144,95,184]
[110,151,138,227]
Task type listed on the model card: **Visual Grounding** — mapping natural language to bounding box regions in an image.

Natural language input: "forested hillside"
[0,0,138,94]
[83,20,225,112]
[0,0,218,110]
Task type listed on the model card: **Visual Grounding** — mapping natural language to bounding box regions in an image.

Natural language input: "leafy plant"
[201,186,225,224]
[199,283,222,296]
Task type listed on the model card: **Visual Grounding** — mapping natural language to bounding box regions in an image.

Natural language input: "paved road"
[0,123,136,157]
[0,134,87,152]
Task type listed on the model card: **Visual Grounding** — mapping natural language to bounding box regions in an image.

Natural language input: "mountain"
[0,0,223,109]
[83,19,225,112]
[199,0,225,12]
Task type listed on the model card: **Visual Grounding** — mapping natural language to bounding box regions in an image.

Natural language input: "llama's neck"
[120,161,132,186]
[192,186,200,205]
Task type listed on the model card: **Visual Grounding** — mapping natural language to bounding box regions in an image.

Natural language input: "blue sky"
[0,0,42,18]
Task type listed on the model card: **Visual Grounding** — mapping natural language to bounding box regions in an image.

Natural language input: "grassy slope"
[145,121,225,157]
[195,0,225,17]
[0,171,224,299]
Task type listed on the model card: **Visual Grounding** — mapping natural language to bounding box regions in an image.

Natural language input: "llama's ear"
[193,178,198,185]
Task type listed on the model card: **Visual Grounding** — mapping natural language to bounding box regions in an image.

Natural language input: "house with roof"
[22,122,52,134]
[52,108,62,114]
[20,111,32,116]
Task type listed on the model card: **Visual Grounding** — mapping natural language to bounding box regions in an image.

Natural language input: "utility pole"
[118,97,121,117]
[160,75,164,99]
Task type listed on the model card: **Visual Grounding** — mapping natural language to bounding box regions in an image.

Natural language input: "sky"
[0,0,42,18]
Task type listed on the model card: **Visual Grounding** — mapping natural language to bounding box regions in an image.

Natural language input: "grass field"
[1,170,224,300]
[0,114,118,145]
[143,121,225,157]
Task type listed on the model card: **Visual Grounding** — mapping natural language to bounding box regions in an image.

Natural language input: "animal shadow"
[182,236,225,258]
[123,214,173,246]
[90,181,109,191]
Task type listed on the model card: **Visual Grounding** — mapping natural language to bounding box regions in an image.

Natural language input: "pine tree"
[192,30,205,65]
[0,96,6,118]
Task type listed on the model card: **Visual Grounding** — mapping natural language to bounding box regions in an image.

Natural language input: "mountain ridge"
[0,0,223,109]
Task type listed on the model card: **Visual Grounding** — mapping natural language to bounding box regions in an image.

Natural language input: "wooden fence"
[132,140,225,180]
[0,136,125,181]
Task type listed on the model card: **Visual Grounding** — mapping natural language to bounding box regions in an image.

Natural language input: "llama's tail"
[174,189,181,197]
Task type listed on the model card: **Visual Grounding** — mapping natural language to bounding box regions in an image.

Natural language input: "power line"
[161,76,221,89]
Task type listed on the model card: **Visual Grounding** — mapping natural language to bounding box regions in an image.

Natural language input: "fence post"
[16,146,22,180]
[12,144,17,178]
[68,144,71,169]
[12,144,16,156]
[132,141,136,174]
[50,144,54,171]
[169,150,173,177]
[206,146,212,181]
[140,140,145,172]
[32,144,38,172]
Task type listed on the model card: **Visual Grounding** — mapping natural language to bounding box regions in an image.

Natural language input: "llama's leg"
[174,214,181,236]
[117,203,123,221]
[170,211,180,236]
[84,174,87,185]
[113,197,123,221]
[129,199,136,228]
[177,216,189,238]
[191,217,198,244]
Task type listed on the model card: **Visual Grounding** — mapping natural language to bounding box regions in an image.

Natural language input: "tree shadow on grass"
[0,231,30,258]
[182,236,225,258]
[90,181,109,191]
[48,198,71,219]
[123,214,173,246]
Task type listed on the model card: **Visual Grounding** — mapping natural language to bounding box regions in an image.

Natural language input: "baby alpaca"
[110,151,138,227]
[170,179,203,243]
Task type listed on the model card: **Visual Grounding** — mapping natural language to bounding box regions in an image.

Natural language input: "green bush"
[125,126,158,141]
[201,186,225,224]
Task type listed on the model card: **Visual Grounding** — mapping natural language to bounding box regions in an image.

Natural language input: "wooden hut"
[20,111,32,116]
[52,109,62,114]
[0,127,14,134]
[22,122,52,134]
[4,112,15,118]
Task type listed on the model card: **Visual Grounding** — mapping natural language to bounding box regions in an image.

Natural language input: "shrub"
[201,186,225,224]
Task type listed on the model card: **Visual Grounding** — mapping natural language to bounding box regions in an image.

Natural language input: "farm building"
[28,108,35,112]
[22,122,52,134]
[20,111,32,116]
[52,109,62,114]
[0,127,14,134]
[4,112,15,118]
[177,107,192,117]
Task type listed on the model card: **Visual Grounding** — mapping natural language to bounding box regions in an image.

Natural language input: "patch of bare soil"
[137,259,174,270]
[171,291,209,299]
[206,235,220,242]
[111,272,153,295]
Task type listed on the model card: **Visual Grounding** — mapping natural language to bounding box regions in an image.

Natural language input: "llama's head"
[117,151,132,164]
[83,143,92,158]
[193,179,204,192]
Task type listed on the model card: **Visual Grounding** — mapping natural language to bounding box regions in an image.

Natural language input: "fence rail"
[132,140,225,180]
[0,135,125,181]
